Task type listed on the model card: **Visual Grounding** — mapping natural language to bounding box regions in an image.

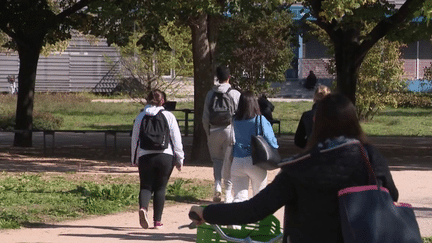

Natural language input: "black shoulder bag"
[251,115,281,170]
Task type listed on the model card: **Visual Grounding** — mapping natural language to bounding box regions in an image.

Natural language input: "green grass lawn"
[1,93,431,136]
[0,172,212,229]
[274,101,432,136]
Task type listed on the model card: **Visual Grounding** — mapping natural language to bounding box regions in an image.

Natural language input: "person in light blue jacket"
[231,91,279,202]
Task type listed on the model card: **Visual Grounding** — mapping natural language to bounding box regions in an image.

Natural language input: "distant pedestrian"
[294,84,331,148]
[7,75,17,94]
[304,71,317,90]
[131,89,184,229]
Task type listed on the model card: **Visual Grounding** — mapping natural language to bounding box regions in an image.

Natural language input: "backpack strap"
[225,87,235,114]
[157,109,174,150]
[225,87,232,94]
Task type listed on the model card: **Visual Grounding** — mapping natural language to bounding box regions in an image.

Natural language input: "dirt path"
[0,135,431,242]
[0,165,431,243]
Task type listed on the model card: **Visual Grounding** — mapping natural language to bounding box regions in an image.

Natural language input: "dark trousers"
[138,153,174,222]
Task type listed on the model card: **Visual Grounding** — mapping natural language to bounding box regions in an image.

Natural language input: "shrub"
[0,113,15,130]
[0,112,63,130]
[356,39,406,120]
[394,92,432,108]
[33,112,64,130]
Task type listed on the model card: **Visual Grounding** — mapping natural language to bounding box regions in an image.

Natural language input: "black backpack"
[139,110,170,150]
[208,88,235,126]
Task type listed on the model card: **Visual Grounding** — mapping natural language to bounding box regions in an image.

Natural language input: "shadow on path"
[0,134,431,172]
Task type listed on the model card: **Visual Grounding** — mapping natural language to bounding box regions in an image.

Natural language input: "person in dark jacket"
[257,94,275,123]
[294,84,330,148]
[189,93,398,243]
[304,70,317,90]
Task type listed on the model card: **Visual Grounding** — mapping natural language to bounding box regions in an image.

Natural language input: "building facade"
[0,35,120,93]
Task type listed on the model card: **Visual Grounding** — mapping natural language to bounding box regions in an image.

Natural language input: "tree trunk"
[333,31,366,105]
[190,13,215,164]
[13,40,43,147]
[335,49,361,105]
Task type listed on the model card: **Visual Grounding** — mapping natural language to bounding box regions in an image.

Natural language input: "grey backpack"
[208,88,235,126]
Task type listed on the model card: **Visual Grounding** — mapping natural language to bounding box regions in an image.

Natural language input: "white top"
[131,105,184,166]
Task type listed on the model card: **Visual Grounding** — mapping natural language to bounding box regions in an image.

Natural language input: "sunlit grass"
[1,93,431,135]
[0,172,212,229]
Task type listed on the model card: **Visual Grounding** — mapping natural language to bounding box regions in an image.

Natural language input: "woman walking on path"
[131,90,184,229]
[294,84,330,148]
[230,91,279,202]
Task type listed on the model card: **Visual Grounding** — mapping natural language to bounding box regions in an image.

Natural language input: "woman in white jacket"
[131,90,184,229]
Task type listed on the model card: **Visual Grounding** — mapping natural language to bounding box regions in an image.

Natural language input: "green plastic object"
[196,214,282,243]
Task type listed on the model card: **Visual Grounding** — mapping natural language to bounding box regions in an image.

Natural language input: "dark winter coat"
[258,96,275,122]
[294,103,317,148]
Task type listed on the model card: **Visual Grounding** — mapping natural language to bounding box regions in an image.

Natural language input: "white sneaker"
[213,182,222,202]
[215,181,222,193]
[139,208,149,229]
[225,190,233,203]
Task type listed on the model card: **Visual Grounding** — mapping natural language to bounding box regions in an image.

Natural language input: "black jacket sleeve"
[365,144,399,201]
[203,172,294,225]
[294,114,307,148]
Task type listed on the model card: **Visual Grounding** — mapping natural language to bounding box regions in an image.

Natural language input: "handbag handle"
[359,145,378,186]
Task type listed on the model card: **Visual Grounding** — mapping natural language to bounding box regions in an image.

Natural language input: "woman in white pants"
[231,91,279,202]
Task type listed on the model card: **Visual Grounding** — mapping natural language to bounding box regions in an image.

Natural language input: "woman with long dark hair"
[230,91,279,202]
[189,93,398,243]
[131,89,184,229]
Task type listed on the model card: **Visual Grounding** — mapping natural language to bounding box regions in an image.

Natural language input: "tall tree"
[298,0,428,104]
[84,0,285,164]
[0,0,92,147]
[84,0,226,163]
[180,2,225,163]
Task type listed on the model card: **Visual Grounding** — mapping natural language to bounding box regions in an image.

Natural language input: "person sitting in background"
[189,93,398,243]
[258,93,275,124]
[304,70,317,90]
[294,84,330,148]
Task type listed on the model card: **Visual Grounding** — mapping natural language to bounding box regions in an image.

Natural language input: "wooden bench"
[3,130,132,156]
[172,109,194,137]
[40,130,132,155]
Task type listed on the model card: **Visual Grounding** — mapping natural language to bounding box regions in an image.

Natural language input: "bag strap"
[260,115,263,135]
[255,115,263,136]
[359,145,378,186]
[226,87,232,94]
[255,116,258,135]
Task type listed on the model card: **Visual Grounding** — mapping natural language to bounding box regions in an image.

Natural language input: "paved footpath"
[0,134,431,242]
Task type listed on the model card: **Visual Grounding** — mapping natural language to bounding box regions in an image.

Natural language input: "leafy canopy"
[217,6,295,94]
